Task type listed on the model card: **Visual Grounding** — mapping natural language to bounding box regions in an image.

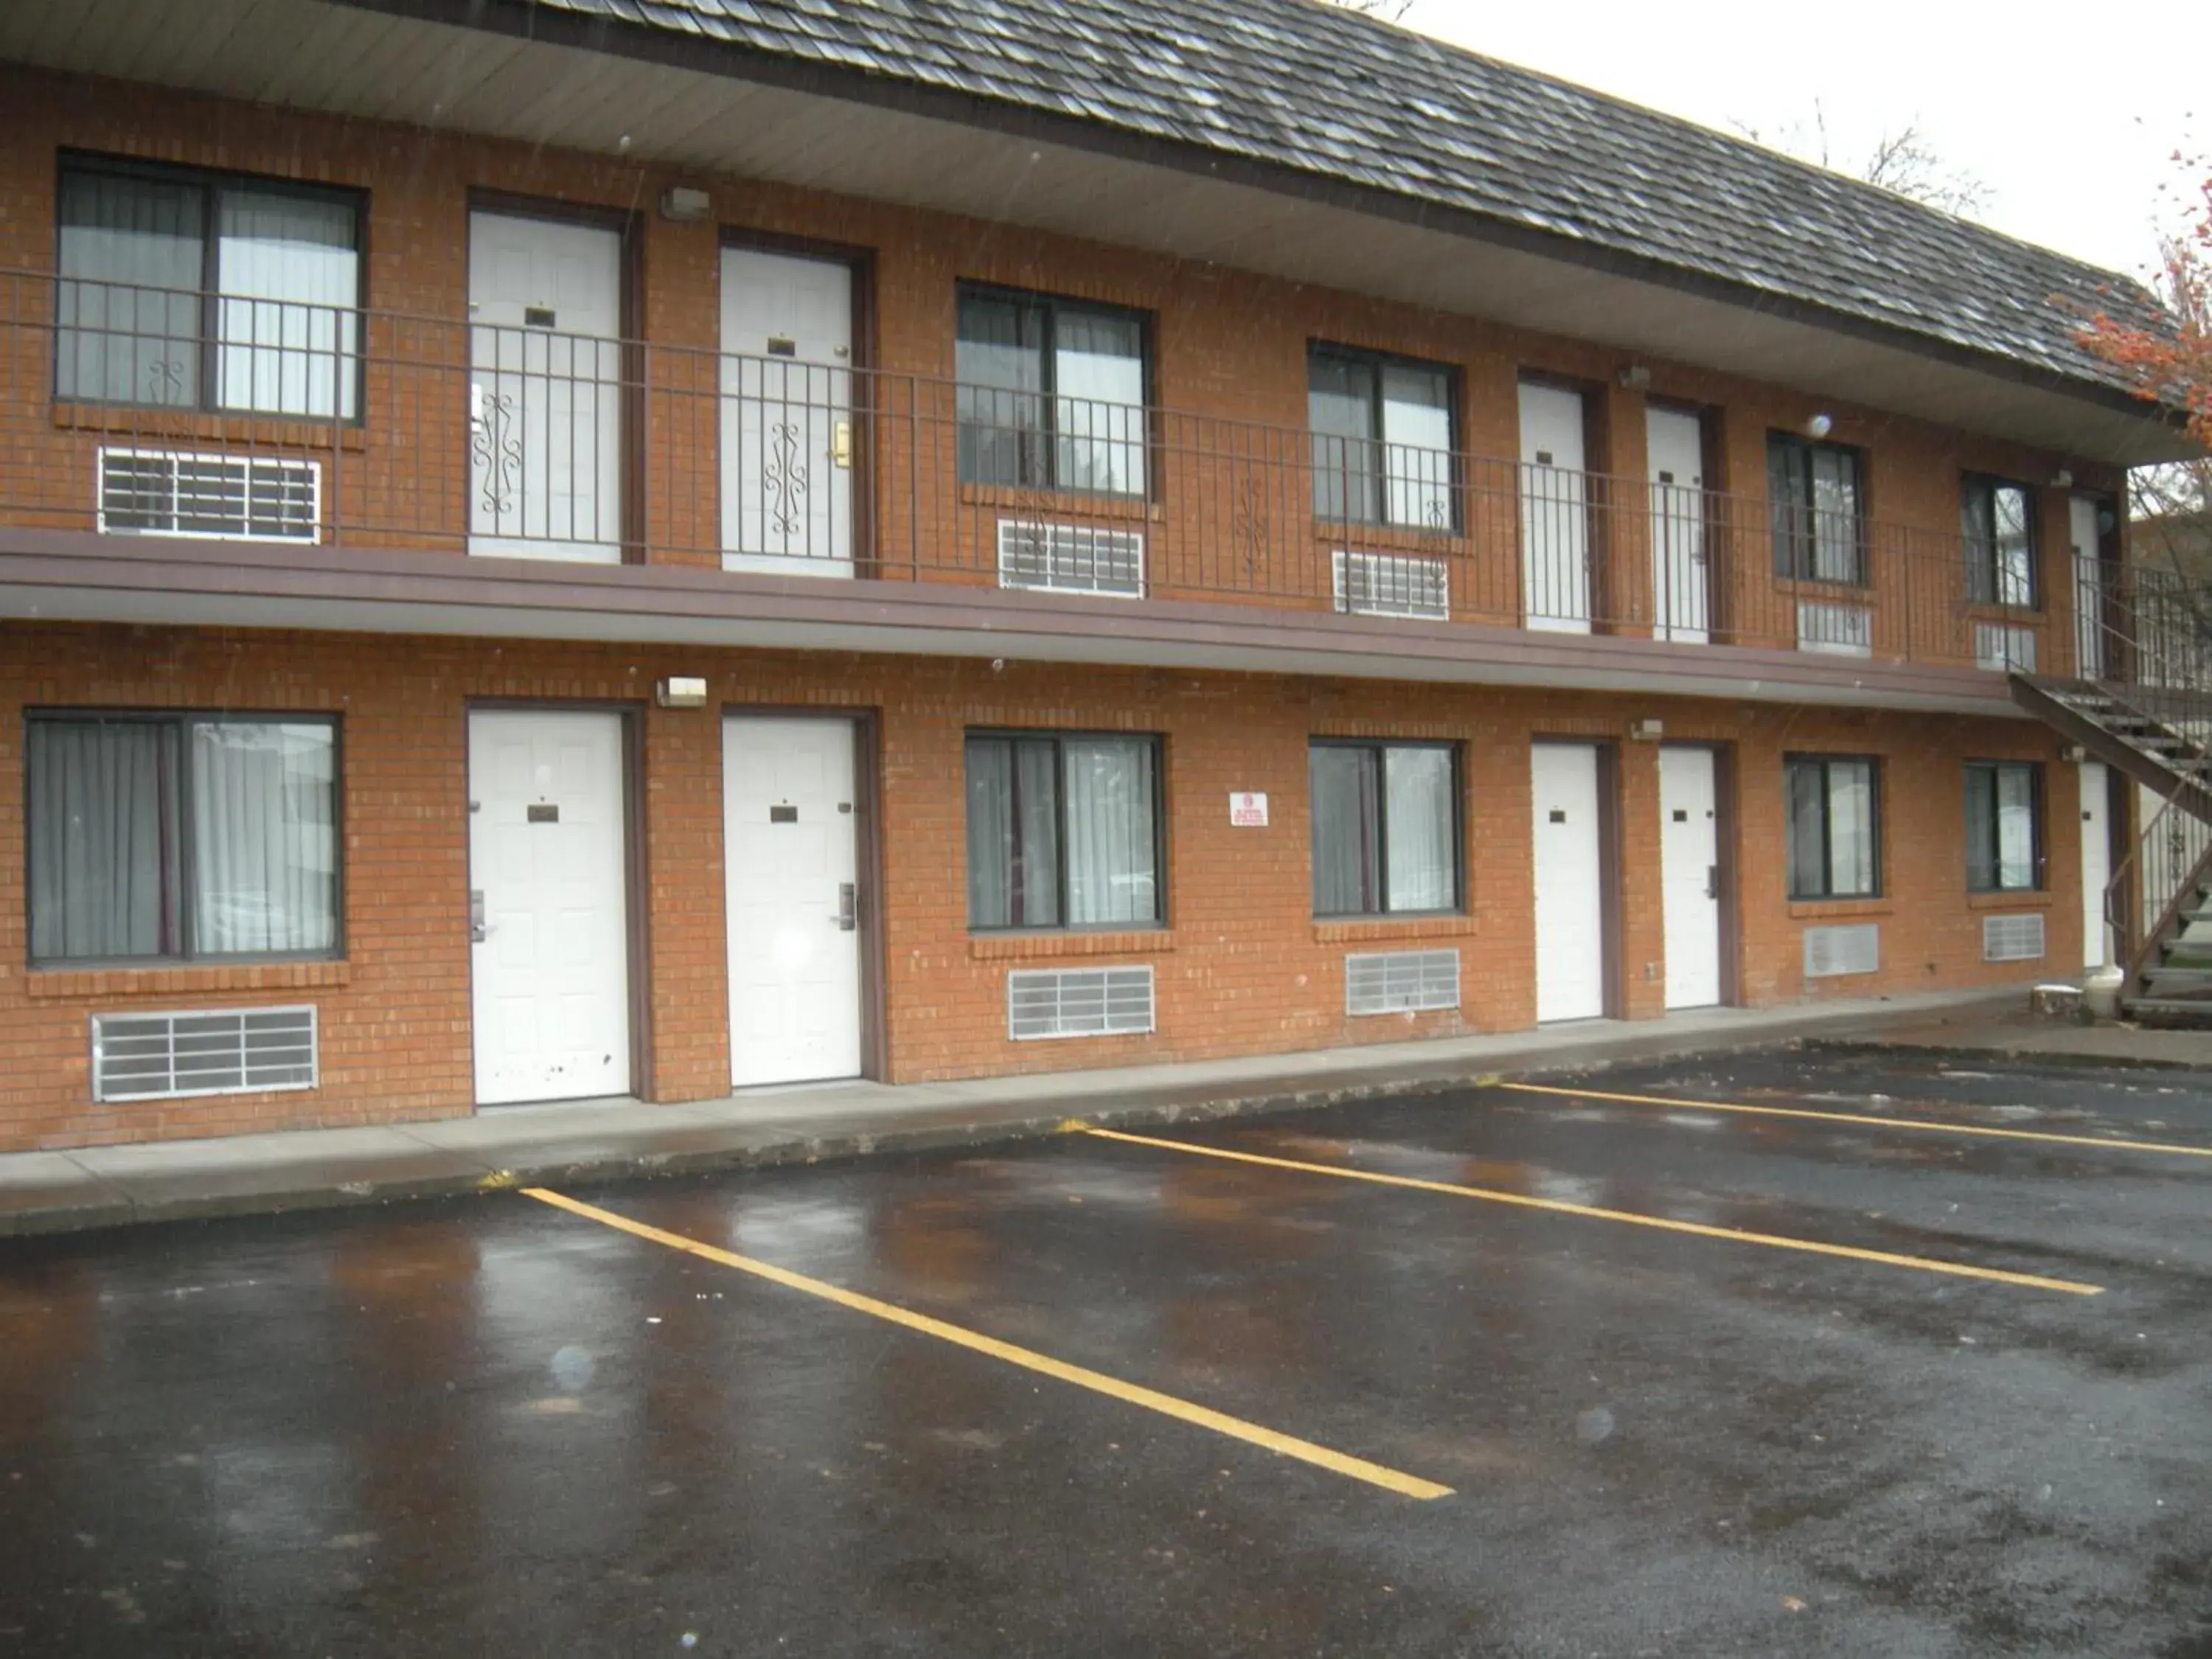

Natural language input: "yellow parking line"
[523,1187,1452,1502]
[1082,1129,2104,1297]
[1500,1081,2212,1161]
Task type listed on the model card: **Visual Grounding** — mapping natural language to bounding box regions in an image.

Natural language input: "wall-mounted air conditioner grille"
[997,520,1144,597]
[1804,923,1880,978]
[91,1006,319,1102]
[1333,549,1450,621]
[1796,600,1873,658]
[1345,948,1460,1015]
[1973,622,2038,672]
[1982,913,2047,962]
[1007,967,1155,1040]
[98,448,321,543]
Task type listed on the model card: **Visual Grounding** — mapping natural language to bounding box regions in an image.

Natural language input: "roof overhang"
[0,529,2029,717]
[1,0,2191,466]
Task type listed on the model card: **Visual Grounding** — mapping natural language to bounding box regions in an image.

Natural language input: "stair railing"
[2107,786,2212,984]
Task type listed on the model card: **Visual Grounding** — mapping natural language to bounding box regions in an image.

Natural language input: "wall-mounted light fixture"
[1803,413,1834,440]
[656,676,709,709]
[658,187,711,223]
[2051,467,2075,489]
[1617,364,1652,391]
[1629,718,1664,742]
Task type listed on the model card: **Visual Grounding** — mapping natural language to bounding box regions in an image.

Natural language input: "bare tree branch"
[1731,105,1990,216]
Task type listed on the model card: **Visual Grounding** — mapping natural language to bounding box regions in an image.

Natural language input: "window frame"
[1306,341,1464,533]
[1784,752,1882,902]
[962,728,1166,933]
[953,282,1156,498]
[1960,473,2040,609]
[24,709,346,969]
[1308,737,1467,919]
[53,151,368,420]
[1767,431,1868,586]
[1963,759,2045,894]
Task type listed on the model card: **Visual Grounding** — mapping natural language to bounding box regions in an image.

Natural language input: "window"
[1965,761,2042,892]
[955,286,1148,496]
[1961,476,2037,608]
[1768,432,1865,584]
[1310,740,1461,917]
[55,157,362,418]
[1309,345,1457,530]
[1785,754,1879,900]
[27,714,341,965]
[965,733,1161,930]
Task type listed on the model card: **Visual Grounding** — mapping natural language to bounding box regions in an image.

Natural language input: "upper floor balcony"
[0,269,2197,714]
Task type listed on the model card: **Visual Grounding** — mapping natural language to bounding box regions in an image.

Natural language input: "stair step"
[2121,996,2212,1025]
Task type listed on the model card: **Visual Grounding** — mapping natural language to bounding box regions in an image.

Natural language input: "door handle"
[832,420,853,469]
[832,881,857,931]
[1705,865,1720,902]
[470,888,489,943]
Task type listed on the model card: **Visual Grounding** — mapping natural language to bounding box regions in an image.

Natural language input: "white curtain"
[190,721,338,954]
[1309,353,1380,524]
[1994,765,2037,889]
[1381,364,1452,531]
[56,169,204,407]
[964,737,1062,927]
[1829,760,1876,896]
[27,721,171,961]
[1054,310,1146,497]
[1311,745,1380,914]
[217,187,360,418]
[1062,739,1157,925]
[1384,747,1455,911]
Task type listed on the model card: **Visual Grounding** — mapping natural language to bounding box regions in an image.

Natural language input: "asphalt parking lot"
[2,1050,2209,1658]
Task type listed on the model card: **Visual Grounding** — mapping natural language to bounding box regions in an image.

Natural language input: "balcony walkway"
[0,984,2068,1237]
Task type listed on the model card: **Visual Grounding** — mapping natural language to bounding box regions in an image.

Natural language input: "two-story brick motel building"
[0,0,2201,1151]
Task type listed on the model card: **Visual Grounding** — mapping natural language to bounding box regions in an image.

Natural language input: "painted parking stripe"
[1500,1081,2212,1161]
[1081,1129,2104,1297]
[523,1187,1453,1502]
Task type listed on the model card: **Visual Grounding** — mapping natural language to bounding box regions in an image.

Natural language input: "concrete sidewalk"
[0,986,2076,1238]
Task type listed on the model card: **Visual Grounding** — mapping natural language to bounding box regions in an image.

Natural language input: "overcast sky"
[1394,0,2206,282]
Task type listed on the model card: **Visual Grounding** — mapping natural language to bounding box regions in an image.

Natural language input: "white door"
[1519,382,1590,633]
[725,716,864,1088]
[469,710,631,1106]
[1659,746,1722,1008]
[468,212,623,563]
[1647,406,1709,644]
[1531,741,1607,1021]
[721,248,855,577]
[2080,760,2112,968]
[2070,495,2107,680]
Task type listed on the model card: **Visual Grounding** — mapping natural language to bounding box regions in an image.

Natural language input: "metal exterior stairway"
[2008,675,2212,824]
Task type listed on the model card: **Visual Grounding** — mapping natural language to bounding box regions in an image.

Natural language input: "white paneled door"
[468,710,631,1106]
[468,211,623,563]
[1659,745,1723,1008]
[1531,741,1607,1021]
[1647,406,1709,644]
[1518,381,1591,633]
[2070,495,2108,681]
[721,247,855,576]
[2081,760,2112,969]
[725,716,865,1088]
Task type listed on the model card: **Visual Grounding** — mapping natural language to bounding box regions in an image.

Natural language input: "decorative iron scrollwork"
[1231,472,1266,582]
[471,388,522,516]
[765,420,808,538]
[146,358,187,404]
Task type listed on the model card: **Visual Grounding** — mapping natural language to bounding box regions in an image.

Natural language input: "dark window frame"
[1307,341,1464,533]
[953,281,1156,498]
[1784,752,1882,901]
[1308,737,1467,919]
[1767,431,1868,586]
[963,728,1166,933]
[53,151,367,420]
[24,709,346,969]
[1960,473,2040,609]
[1964,759,2045,893]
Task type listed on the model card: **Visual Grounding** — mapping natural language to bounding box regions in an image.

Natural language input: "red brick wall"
[0,622,2074,1151]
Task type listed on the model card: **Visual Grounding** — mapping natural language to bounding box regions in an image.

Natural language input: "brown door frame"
[717,227,880,574]
[1659,738,1740,1009]
[463,698,654,1106]
[1532,735,1621,1020]
[718,703,887,1084]
[465,189,647,563]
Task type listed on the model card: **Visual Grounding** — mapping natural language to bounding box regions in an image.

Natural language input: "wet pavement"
[2,1051,2210,1658]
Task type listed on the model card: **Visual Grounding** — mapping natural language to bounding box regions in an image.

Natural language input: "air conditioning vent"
[996,520,1144,597]
[1333,549,1450,621]
[1803,923,1879,978]
[98,448,321,543]
[1007,967,1155,1040]
[1796,600,1872,658]
[1973,622,2038,672]
[1345,948,1460,1015]
[91,1006,319,1102]
[1982,913,2046,963]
